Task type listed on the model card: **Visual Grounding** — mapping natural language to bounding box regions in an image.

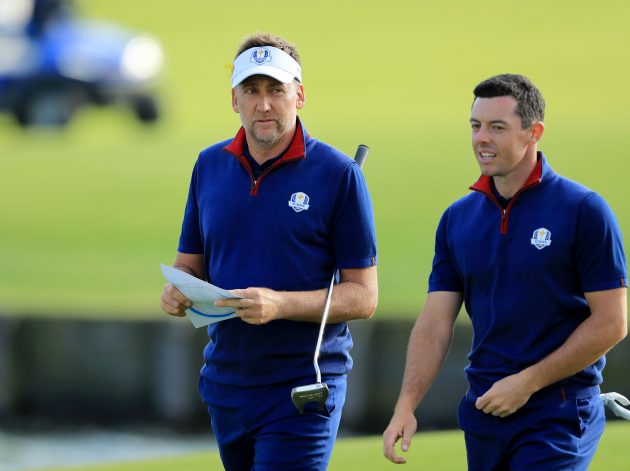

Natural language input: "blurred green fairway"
[36,422,630,470]
[1,0,629,318]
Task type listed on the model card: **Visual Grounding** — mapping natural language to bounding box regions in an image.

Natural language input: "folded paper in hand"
[160,263,240,328]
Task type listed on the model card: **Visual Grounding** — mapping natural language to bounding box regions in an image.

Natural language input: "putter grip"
[354,144,369,169]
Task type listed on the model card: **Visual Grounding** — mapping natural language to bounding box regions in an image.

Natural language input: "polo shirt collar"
[469,151,549,195]
[224,116,309,162]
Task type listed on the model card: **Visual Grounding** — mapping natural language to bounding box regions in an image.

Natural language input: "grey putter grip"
[354,144,369,169]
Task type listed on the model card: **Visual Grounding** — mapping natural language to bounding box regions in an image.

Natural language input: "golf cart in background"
[0,0,164,127]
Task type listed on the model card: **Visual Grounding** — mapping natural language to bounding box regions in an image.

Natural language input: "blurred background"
[1,0,629,469]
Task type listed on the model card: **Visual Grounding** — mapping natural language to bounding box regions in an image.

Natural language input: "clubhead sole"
[290,383,329,414]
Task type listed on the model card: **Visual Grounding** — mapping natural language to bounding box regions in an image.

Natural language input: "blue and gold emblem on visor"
[251,48,271,64]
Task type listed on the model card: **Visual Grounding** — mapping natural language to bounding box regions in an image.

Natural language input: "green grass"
[35,422,630,470]
[1,0,629,318]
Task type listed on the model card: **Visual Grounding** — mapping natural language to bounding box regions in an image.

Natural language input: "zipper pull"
[251,179,257,191]
[502,208,507,219]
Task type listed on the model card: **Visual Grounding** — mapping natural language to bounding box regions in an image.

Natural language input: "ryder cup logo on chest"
[251,47,271,64]
[531,228,552,250]
[289,192,310,212]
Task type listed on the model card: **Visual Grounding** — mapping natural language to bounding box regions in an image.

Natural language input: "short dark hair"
[235,32,301,65]
[473,74,545,128]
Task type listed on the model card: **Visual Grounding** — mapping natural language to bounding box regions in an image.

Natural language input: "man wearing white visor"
[160,32,378,470]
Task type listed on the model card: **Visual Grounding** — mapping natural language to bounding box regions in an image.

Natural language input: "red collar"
[469,154,543,195]
[223,118,306,162]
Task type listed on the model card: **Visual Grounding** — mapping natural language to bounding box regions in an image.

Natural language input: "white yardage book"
[160,263,240,328]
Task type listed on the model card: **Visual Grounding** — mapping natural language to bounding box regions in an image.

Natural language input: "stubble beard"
[250,117,292,149]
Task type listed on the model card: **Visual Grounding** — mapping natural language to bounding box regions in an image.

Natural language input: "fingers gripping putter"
[291,144,370,414]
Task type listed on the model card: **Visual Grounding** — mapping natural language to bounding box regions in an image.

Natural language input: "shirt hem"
[583,277,628,292]
[337,256,378,269]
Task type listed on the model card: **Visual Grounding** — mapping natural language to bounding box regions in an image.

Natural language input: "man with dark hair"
[383,73,627,470]
[473,74,545,128]
[161,32,377,471]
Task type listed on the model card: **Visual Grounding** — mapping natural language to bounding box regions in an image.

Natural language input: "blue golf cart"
[0,0,164,127]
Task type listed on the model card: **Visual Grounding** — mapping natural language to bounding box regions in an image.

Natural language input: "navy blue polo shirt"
[429,153,627,396]
[178,118,377,387]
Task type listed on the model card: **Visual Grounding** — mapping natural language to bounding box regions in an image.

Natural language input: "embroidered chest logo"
[288,192,310,212]
[531,228,552,250]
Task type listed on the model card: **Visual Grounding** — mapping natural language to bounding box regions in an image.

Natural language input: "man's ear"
[296,83,305,110]
[231,88,239,113]
[530,121,545,143]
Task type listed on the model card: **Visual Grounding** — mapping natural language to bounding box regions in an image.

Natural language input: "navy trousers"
[458,385,605,471]
[200,374,346,471]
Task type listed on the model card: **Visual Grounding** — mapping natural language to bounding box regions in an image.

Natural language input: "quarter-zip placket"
[235,155,301,196]
[223,119,309,196]
[469,156,545,235]
[471,178,542,235]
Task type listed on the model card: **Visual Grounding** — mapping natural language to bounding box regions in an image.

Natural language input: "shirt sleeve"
[428,206,464,293]
[331,162,377,269]
[177,161,204,254]
[576,192,628,292]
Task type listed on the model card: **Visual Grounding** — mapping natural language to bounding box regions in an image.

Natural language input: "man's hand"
[383,409,417,464]
[215,287,284,325]
[475,373,534,418]
[160,283,192,317]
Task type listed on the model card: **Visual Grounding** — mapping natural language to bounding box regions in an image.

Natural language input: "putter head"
[291,382,329,414]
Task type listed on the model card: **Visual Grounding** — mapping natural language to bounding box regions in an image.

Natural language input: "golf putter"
[291,144,370,414]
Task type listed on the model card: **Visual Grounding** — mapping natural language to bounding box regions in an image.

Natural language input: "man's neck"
[246,125,296,165]
[493,150,538,199]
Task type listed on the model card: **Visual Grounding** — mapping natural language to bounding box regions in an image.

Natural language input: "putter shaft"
[313,275,335,384]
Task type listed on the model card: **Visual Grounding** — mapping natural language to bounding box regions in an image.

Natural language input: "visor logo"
[251,48,271,64]
[288,192,310,212]
[531,228,552,250]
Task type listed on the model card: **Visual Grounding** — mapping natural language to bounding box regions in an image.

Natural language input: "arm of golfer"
[383,291,463,464]
[160,252,205,317]
[215,266,378,325]
[475,287,628,418]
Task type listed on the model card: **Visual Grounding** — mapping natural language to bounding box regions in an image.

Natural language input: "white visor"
[231,46,302,88]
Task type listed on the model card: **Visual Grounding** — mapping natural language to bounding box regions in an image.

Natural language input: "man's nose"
[256,93,272,112]
[473,127,491,144]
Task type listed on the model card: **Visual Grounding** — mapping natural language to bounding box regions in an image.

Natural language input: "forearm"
[475,289,627,417]
[220,266,378,325]
[279,277,377,323]
[519,310,627,394]
[393,291,462,412]
[383,291,462,464]
[396,315,455,412]
[173,252,205,280]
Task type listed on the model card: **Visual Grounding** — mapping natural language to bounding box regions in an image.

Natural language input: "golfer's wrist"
[517,367,545,396]
[394,394,418,415]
